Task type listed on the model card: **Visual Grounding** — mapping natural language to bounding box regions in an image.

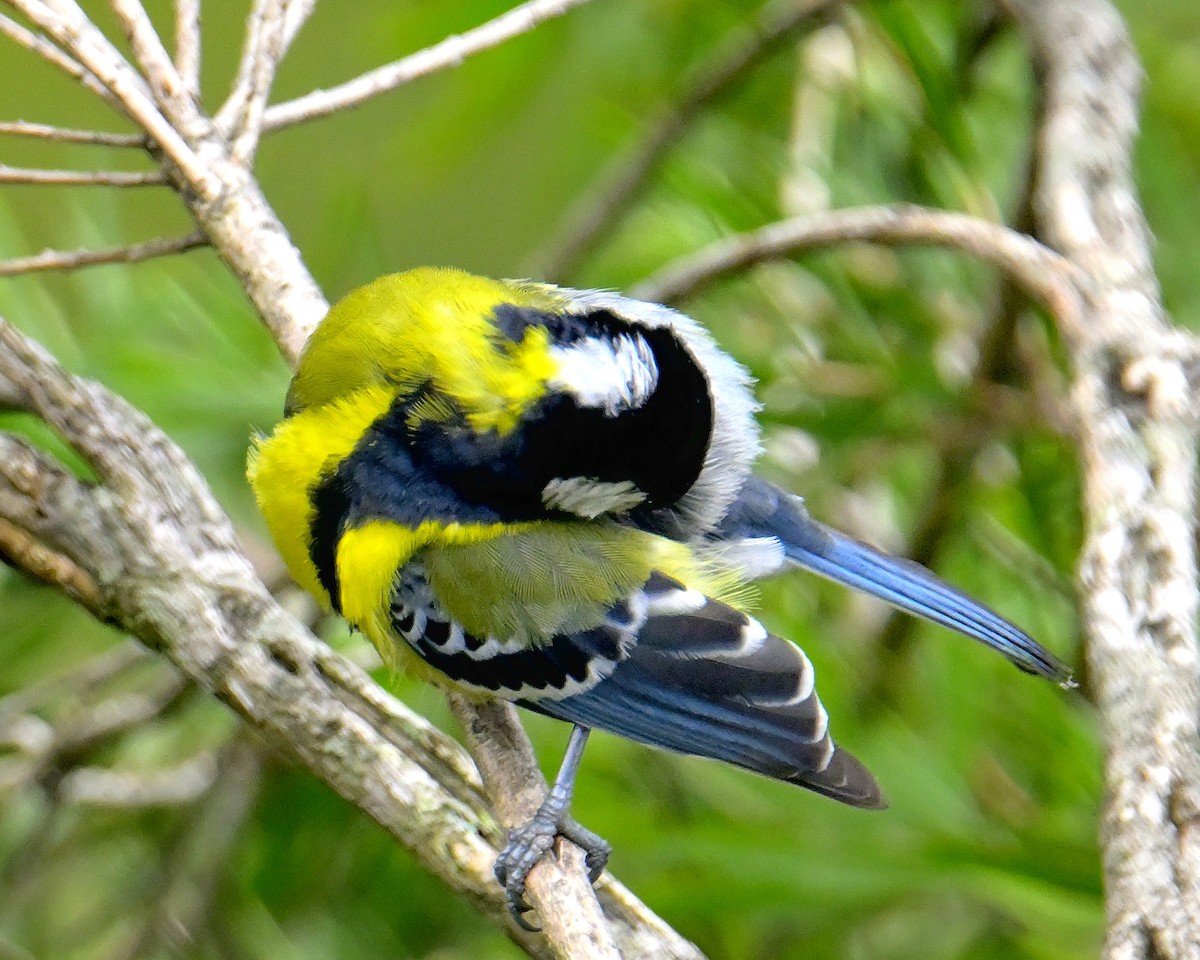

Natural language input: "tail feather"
[718,477,1074,687]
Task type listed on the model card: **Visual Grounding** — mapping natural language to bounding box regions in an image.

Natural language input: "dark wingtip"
[793,746,887,810]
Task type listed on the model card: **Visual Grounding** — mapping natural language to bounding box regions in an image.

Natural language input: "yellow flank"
[335,518,524,639]
[286,268,563,435]
[247,384,397,604]
[422,522,751,643]
[337,516,755,672]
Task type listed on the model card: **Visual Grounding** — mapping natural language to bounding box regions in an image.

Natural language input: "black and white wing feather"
[391,567,884,809]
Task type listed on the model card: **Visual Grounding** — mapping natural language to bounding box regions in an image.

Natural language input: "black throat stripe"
[306,411,507,614]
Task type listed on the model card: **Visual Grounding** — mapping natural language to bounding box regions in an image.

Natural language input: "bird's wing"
[717,476,1074,686]
[392,566,884,809]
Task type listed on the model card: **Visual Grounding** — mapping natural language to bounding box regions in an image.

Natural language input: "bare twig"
[0,165,165,186]
[174,0,201,100]
[262,0,598,131]
[0,11,116,107]
[109,0,189,112]
[0,231,207,278]
[8,0,216,193]
[632,203,1085,332]
[1006,1,1200,958]
[59,751,218,807]
[280,0,317,53]
[0,121,142,146]
[0,641,149,723]
[215,0,287,161]
[535,0,839,281]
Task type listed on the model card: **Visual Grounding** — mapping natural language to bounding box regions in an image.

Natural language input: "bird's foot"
[494,810,610,931]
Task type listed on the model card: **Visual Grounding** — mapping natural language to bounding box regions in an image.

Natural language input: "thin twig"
[262,0,598,131]
[109,0,191,116]
[632,203,1085,337]
[174,0,201,100]
[229,0,288,163]
[0,231,207,278]
[0,165,165,186]
[59,751,218,807]
[0,121,143,146]
[280,0,317,56]
[0,11,117,107]
[9,0,216,196]
[534,0,839,281]
[0,641,150,723]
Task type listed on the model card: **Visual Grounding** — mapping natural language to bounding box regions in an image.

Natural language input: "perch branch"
[449,696,621,959]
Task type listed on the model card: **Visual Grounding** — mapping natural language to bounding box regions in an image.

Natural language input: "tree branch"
[215,0,287,161]
[173,0,201,100]
[0,9,116,107]
[261,0,598,131]
[449,696,620,959]
[109,0,189,112]
[0,120,142,146]
[632,203,1085,331]
[0,164,165,186]
[0,231,207,278]
[1006,2,1200,958]
[7,0,214,188]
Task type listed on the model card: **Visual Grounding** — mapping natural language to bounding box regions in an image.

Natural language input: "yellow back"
[287,267,561,435]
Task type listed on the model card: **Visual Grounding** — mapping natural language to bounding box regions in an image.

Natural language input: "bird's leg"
[494,724,610,930]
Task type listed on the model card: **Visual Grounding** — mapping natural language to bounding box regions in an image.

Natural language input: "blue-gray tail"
[718,477,1074,687]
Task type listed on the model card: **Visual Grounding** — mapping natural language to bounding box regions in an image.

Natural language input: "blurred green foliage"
[3,0,1194,956]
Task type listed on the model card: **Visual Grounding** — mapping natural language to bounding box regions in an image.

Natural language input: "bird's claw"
[494,813,610,931]
[495,811,559,931]
[561,815,610,883]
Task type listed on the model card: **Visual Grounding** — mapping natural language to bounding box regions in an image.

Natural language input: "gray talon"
[493,726,608,927]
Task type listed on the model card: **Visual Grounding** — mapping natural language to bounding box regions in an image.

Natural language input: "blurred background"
[3,0,1194,956]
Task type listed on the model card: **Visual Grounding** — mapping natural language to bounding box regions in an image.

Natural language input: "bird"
[247,266,1073,928]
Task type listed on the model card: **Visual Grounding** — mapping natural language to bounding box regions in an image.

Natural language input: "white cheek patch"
[548,333,659,416]
[542,476,647,518]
